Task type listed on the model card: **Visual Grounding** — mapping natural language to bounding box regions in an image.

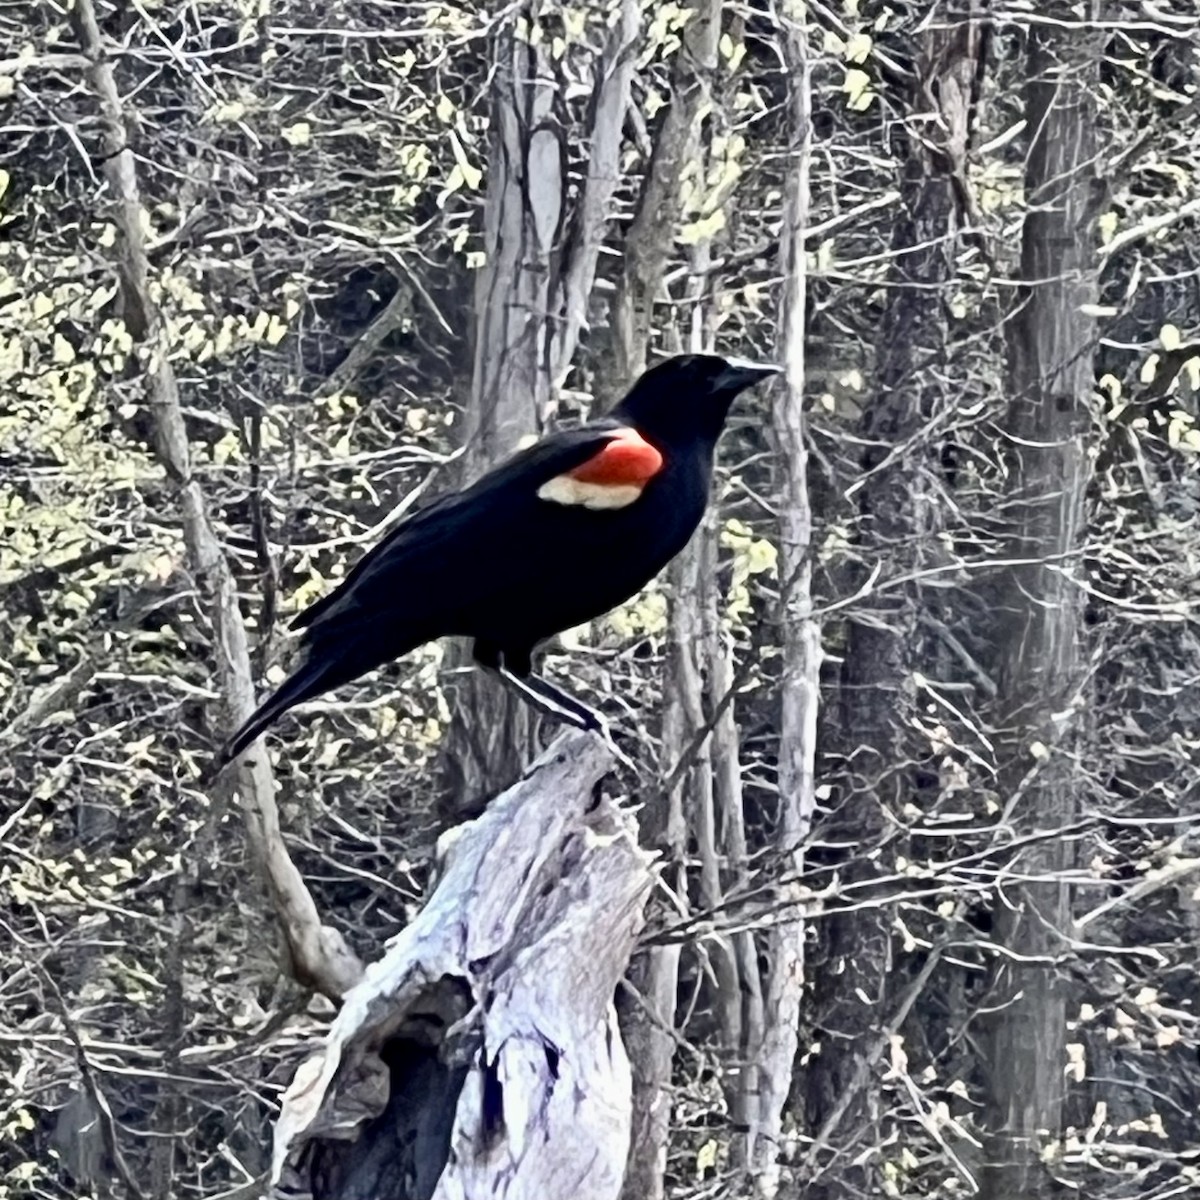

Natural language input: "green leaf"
[845,32,872,63]
[281,121,311,146]
[678,209,726,245]
[842,68,874,111]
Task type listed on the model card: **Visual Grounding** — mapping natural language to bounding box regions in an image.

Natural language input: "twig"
[800,944,946,1177]
[0,543,127,602]
[315,279,415,398]
[41,968,148,1200]
[0,655,100,743]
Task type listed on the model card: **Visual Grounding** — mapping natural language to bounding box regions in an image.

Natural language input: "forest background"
[3,1,1200,1198]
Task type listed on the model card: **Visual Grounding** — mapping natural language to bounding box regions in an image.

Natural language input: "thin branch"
[41,968,148,1200]
[70,0,363,1000]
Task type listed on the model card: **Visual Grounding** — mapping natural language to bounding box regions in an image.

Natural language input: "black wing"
[288,421,624,639]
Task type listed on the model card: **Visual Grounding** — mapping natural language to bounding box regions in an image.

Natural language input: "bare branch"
[70,0,363,1001]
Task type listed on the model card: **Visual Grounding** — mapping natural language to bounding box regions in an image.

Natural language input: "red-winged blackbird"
[213,353,778,772]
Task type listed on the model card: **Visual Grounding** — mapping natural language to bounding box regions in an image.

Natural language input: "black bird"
[212,353,779,773]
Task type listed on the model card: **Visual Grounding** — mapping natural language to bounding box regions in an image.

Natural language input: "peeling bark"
[71,0,362,1002]
[271,732,651,1200]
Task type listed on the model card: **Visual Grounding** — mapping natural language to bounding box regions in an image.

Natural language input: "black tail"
[206,653,352,781]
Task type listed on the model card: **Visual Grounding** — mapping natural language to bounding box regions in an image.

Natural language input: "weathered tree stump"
[271,731,651,1200]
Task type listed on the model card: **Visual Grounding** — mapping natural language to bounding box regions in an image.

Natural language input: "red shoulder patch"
[568,428,664,486]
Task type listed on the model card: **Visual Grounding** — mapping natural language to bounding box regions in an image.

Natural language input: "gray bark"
[441,5,644,810]
[677,190,758,1171]
[979,14,1099,1195]
[695,506,761,1148]
[272,731,650,1200]
[598,0,723,402]
[805,10,983,1188]
[618,544,693,1200]
[440,23,560,809]
[747,10,817,1196]
[980,13,1101,1198]
[549,0,641,388]
[606,15,726,1185]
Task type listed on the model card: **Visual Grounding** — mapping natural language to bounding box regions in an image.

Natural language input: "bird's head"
[613,353,781,445]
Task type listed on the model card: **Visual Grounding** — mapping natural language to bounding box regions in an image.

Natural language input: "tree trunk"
[549,0,641,387]
[439,23,559,811]
[980,15,1100,1198]
[271,732,650,1200]
[618,546,694,1200]
[605,10,727,1192]
[622,355,717,1200]
[440,5,642,813]
[598,0,723,403]
[804,11,984,1190]
[697,506,762,1154]
[746,11,817,1197]
[674,145,762,1177]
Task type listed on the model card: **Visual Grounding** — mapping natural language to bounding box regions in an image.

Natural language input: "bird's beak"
[716,357,783,391]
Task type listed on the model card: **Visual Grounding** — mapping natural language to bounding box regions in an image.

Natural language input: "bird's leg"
[496,666,600,730]
[494,667,634,771]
